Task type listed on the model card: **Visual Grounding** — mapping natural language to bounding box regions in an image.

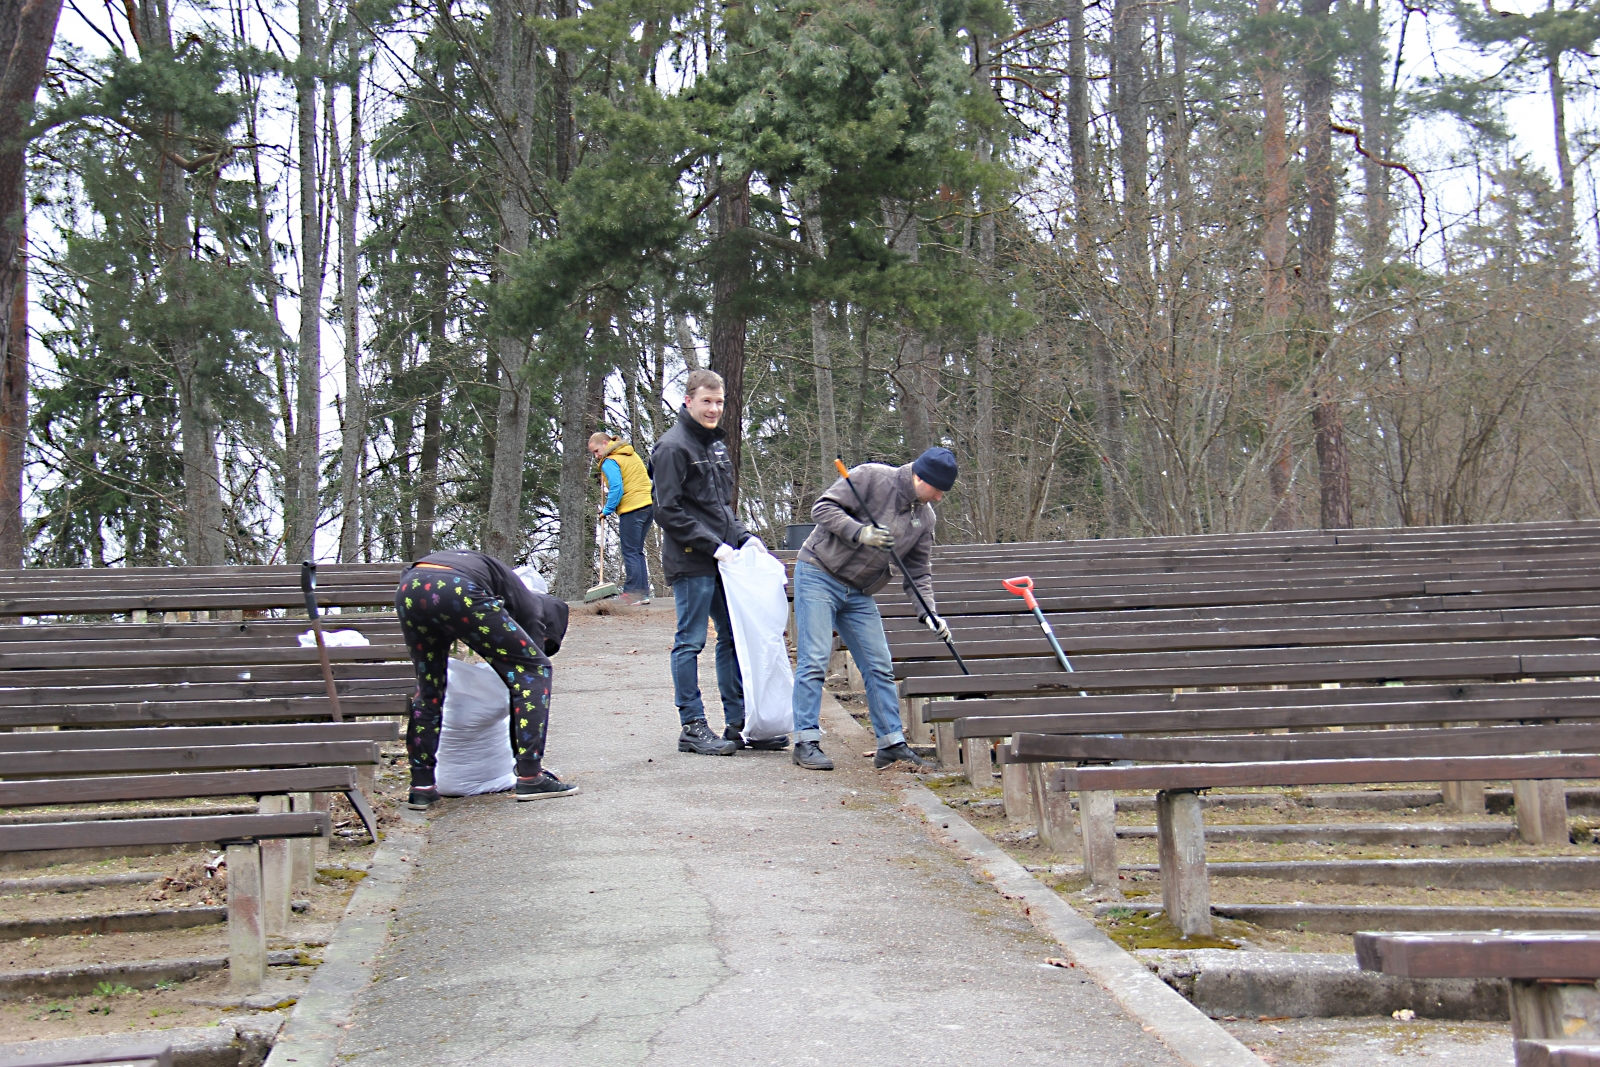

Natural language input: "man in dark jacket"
[651,369,787,756]
[788,447,958,771]
[395,549,577,809]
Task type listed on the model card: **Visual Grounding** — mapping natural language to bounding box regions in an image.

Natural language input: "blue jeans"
[790,560,904,747]
[671,574,744,728]
[618,505,653,595]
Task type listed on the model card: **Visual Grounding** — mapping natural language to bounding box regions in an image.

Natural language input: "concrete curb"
[1115,822,1514,845]
[1100,901,1600,934]
[0,1017,282,1067]
[818,695,1264,1067]
[262,816,428,1067]
[1122,856,1600,890]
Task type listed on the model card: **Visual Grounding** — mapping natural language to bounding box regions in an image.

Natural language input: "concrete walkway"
[340,604,1184,1067]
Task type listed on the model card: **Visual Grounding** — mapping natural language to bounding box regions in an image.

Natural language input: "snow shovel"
[833,457,969,676]
[1002,575,1086,696]
[584,518,621,602]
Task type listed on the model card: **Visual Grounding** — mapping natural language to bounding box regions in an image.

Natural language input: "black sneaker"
[721,725,746,751]
[793,740,834,771]
[680,720,737,756]
[874,742,934,771]
[514,771,580,801]
[405,786,440,811]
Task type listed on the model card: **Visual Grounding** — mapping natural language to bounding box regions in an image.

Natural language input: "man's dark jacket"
[650,406,749,582]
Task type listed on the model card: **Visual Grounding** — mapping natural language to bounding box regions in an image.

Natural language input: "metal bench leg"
[1509,977,1600,1048]
[1078,789,1120,895]
[1513,779,1568,844]
[1157,789,1211,937]
[227,841,267,994]
[258,796,292,936]
[1001,747,1034,824]
[963,737,991,787]
[289,793,315,895]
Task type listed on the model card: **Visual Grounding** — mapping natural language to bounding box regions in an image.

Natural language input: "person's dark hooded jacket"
[650,406,750,582]
[412,550,569,655]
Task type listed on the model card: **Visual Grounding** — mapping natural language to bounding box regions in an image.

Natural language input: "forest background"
[0,0,1596,597]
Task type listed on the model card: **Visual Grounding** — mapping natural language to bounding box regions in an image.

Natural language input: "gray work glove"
[857,524,895,551]
[921,613,951,643]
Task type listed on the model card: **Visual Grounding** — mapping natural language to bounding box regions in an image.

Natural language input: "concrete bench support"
[1157,789,1211,936]
[1001,751,1033,823]
[1029,763,1073,852]
[1511,979,1600,1059]
[963,737,991,787]
[289,792,314,894]
[1515,779,1569,844]
[1078,789,1120,894]
[310,791,332,864]
[1442,779,1487,814]
[900,696,931,747]
[257,796,291,936]
[226,841,266,993]
[934,719,959,768]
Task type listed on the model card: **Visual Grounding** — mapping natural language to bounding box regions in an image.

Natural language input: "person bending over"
[789,447,958,771]
[588,432,655,605]
[397,549,578,809]
[650,368,788,756]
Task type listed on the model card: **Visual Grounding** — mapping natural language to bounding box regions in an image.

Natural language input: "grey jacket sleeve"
[811,474,868,544]
[897,519,936,615]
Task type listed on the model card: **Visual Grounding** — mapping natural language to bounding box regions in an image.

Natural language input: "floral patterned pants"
[395,567,552,787]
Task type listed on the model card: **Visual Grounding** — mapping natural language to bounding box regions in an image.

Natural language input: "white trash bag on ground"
[717,538,794,742]
[297,629,370,648]
[435,658,516,796]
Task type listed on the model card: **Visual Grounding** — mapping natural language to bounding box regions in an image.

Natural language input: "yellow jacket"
[598,442,653,514]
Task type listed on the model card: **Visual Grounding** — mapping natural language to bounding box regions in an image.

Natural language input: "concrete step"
[1138,948,1505,1020]
[1304,787,1600,815]
[1117,822,1514,846]
[0,905,226,941]
[1071,794,1281,813]
[1100,902,1600,933]
[0,950,301,1000]
[0,871,160,896]
[1125,856,1600,891]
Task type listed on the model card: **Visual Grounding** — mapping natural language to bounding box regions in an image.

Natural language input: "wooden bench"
[1357,931,1600,1065]
[0,721,396,992]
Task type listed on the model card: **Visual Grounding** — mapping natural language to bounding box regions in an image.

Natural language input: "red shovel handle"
[1002,575,1039,611]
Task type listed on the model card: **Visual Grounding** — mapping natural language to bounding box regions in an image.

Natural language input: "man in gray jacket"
[789,447,958,771]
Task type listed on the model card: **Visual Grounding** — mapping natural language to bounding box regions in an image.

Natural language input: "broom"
[584,516,621,602]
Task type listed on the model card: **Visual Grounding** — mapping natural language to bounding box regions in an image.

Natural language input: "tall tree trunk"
[552,358,595,598]
[1302,0,1351,528]
[483,0,538,560]
[1549,48,1576,250]
[289,0,324,562]
[413,388,442,556]
[334,22,364,561]
[801,194,838,479]
[0,0,65,568]
[883,199,935,453]
[1359,0,1389,268]
[1112,0,1149,278]
[1257,0,1294,530]
[970,33,998,542]
[851,314,870,459]
[710,168,750,501]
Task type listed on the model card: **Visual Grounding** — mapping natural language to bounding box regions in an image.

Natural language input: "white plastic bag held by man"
[717,538,794,743]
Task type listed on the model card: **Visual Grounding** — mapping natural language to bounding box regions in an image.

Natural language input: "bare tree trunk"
[553,359,595,598]
[1302,0,1351,529]
[334,22,364,561]
[883,199,934,453]
[801,194,838,476]
[1359,0,1389,267]
[483,0,538,560]
[851,314,870,459]
[288,0,323,561]
[1549,50,1576,250]
[1258,0,1294,530]
[649,292,667,440]
[1112,0,1149,274]
[710,168,750,501]
[0,0,64,567]
[413,388,442,557]
[970,33,997,542]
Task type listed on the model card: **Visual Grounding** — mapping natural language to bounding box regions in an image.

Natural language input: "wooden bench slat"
[0,740,381,776]
[0,767,359,807]
[0,722,399,752]
[1050,753,1600,792]
[0,695,406,728]
[0,812,330,851]
[1355,931,1600,979]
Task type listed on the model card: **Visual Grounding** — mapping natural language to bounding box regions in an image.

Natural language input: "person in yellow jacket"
[588,433,655,605]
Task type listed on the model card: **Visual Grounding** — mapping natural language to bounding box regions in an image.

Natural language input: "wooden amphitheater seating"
[1357,931,1600,1066]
